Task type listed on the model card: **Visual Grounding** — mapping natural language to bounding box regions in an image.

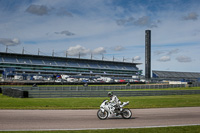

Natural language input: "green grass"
[0,125,200,133]
[0,94,200,109]
[1,87,200,133]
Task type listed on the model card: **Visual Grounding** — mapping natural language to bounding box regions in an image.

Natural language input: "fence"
[2,83,200,98]
[26,90,200,98]
[2,88,28,98]
[12,84,187,91]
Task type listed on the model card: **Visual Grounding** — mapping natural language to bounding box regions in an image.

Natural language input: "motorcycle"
[97,100,132,120]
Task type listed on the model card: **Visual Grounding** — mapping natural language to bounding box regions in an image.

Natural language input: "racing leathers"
[109,95,121,114]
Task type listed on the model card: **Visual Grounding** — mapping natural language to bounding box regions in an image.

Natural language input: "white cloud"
[0,0,200,72]
[55,30,75,36]
[116,16,160,28]
[116,17,135,26]
[134,16,150,27]
[92,47,106,55]
[25,4,51,16]
[167,49,179,55]
[158,56,171,62]
[133,56,141,61]
[176,56,192,62]
[183,12,199,21]
[56,7,73,17]
[0,38,20,46]
[154,50,165,55]
[67,45,106,57]
[113,46,125,51]
[153,49,179,56]
[67,45,90,57]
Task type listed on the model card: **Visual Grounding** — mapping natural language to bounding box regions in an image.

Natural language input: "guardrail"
[26,90,200,98]
[2,83,200,98]
[2,88,28,98]
[11,84,187,91]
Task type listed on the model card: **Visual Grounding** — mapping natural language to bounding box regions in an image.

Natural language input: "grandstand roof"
[152,70,200,80]
[0,52,142,78]
[0,52,141,66]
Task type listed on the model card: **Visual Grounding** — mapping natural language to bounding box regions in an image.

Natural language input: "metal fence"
[12,84,188,91]
[2,83,200,98]
[27,90,200,98]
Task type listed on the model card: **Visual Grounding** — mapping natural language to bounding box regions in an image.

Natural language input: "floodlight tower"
[145,30,151,80]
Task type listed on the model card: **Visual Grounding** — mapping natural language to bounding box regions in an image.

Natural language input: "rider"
[108,91,121,114]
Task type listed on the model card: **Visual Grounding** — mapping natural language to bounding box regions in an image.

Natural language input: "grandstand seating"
[43,60,57,66]
[3,57,17,63]
[0,52,141,78]
[152,70,200,81]
[56,60,67,66]
[67,61,79,67]
[17,58,31,64]
[0,56,139,71]
[87,62,99,68]
[31,59,44,65]
[107,64,117,69]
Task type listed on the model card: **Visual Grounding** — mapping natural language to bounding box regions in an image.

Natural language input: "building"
[0,52,142,81]
[152,70,200,82]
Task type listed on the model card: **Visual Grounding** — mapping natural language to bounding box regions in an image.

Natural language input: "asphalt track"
[0,107,200,131]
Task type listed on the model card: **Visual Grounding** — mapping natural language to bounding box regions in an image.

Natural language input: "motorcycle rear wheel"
[97,109,108,120]
[122,108,132,119]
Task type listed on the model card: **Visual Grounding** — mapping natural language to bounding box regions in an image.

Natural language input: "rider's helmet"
[108,91,113,97]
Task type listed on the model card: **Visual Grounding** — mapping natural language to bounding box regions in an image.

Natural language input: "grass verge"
[0,94,200,109]
[0,125,200,133]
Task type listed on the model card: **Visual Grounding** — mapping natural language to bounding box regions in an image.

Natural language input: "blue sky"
[0,0,200,73]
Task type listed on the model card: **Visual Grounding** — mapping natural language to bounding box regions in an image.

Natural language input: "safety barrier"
[2,88,28,98]
[26,90,200,98]
[11,84,187,91]
[2,83,200,98]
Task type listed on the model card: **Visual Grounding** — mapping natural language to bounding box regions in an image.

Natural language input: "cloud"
[167,49,179,55]
[134,16,150,27]
[154,49,179,56]
[55,30,75,36]
[192,30,200,36]
[113,46,125,51]
[25,4,51,16]
[133,56,141,61]
[183,12,199,21]
[176,56,192,62]
[67,45,107,57]
[116,17,135,26]
[158,56,171,62]
[154,50,165,55]
[134,16,161,28]
[56,7,73,17]
[116,16,160,28]
[0,38,20,46]
[92,47,106,55]
[67,45,90,56]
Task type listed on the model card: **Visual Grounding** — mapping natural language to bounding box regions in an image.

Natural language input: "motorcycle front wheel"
[121,108,132,119]
[97,109,108,120]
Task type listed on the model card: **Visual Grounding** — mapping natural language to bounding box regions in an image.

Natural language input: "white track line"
[1,124,200,131]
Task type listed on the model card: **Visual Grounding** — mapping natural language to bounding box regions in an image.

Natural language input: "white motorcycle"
[97,100,132,120]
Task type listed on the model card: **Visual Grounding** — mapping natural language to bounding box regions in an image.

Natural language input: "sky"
[0,0,200,74]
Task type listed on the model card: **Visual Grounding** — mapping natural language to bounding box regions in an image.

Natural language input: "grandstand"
[0,52,142,82]
[152,70,200,82]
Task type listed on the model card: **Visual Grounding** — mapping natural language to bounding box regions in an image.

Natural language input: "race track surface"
[0,107,200,131]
